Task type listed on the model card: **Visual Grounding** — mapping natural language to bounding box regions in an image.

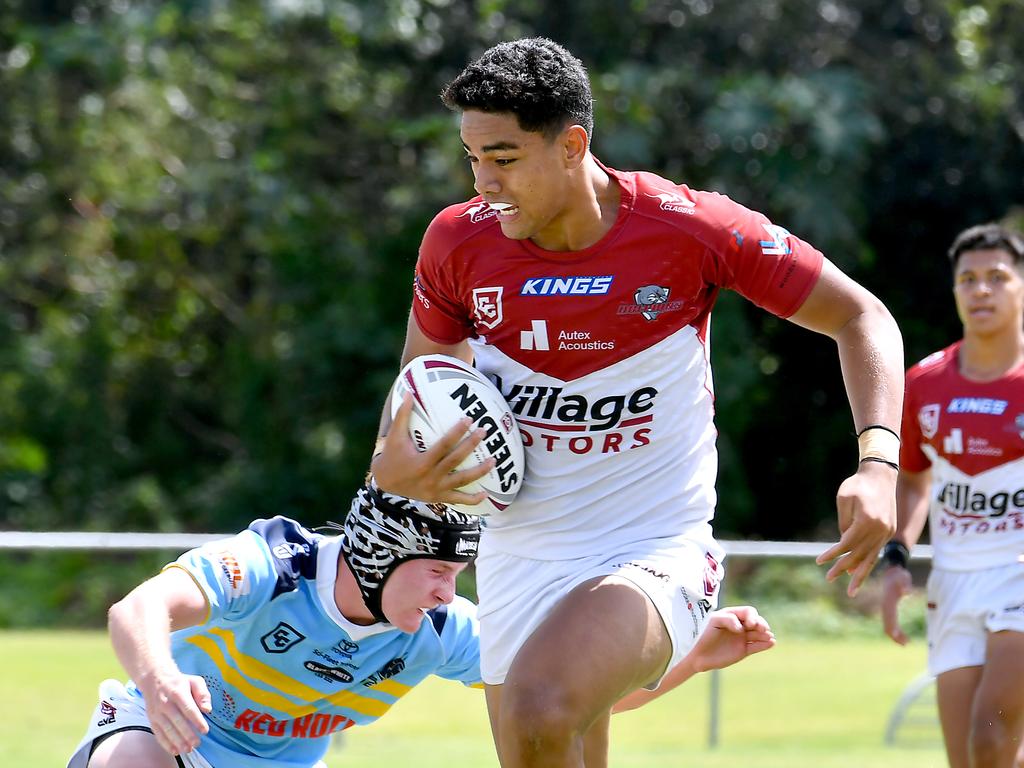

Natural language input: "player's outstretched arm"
[788,259,904,597]
[612,606,776,713]
[882,467,931,645]
[108,566,212,757]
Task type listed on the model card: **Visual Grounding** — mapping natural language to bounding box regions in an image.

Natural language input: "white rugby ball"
[391,354,524,516]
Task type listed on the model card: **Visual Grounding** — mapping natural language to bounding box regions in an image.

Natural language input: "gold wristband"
[857,425,900,466]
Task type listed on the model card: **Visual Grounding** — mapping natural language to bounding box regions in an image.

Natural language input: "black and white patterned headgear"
[339,481,481,622]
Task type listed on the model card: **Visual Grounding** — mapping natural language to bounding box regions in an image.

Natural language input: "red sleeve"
[696,191,823,318]
[411,212,476,345]
[899,368,931,472]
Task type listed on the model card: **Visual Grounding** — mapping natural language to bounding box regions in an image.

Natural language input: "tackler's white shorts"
[926,561,1024,677]
[66,679,213,768]
[476,537,724,689]
[66,680,331,768]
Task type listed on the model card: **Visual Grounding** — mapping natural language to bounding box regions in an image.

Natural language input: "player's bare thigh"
[498,575,671,720]
[972,630,1024,760]
[937,665,983,768]
[87,729,180,768]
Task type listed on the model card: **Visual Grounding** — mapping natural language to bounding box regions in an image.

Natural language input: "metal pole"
[708,668,721,748]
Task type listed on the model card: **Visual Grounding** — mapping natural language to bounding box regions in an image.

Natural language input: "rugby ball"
[391,354,524,516]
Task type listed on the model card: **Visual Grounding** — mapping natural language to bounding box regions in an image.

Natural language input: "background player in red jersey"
[882,223,1024,768]
[372,38,904,768]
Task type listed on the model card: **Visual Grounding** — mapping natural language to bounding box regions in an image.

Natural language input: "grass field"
[1,629,947,767]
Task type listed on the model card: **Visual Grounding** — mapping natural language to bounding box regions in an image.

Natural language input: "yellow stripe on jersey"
[366,678,412,697]
[186,635,312,717]
[324,687,397,716]
[188,628,398,718]
[206,627,323,700]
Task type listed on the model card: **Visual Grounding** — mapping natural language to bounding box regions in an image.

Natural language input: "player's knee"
[500,682,582,749]
[969,713,1015,764]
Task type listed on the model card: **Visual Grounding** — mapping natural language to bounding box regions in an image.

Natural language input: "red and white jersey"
[902,342,1024,570]
[413,163,823,560]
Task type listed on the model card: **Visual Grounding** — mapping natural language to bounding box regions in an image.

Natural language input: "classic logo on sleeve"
[455,202,497,224]
[646,191,696,214]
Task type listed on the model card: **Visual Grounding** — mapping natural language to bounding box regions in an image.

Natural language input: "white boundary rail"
[0,532,936,560]
[0,532,936,747]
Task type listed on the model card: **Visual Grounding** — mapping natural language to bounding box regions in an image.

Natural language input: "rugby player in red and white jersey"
[882,223,1024,768]
[371,38,904,767]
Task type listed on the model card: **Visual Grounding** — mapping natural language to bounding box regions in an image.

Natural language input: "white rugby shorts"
[476,537,724,688]
[926,561,1024,677]
[66,679,212,768]
[66,680,330,768]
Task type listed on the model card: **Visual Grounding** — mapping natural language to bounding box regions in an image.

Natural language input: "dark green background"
[1,0,1022,624]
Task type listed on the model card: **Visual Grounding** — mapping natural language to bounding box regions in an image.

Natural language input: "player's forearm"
[833,299,905,432]
[894,476,931,550]
[108,586,180,685]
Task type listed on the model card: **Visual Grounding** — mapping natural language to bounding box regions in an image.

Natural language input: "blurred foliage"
[724,559,929,640]
[0,1,1022,624]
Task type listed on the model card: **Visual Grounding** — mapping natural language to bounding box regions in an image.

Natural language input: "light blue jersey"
[129,516,481,768]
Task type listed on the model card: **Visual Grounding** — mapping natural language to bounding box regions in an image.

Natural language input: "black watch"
[882,540,910,569]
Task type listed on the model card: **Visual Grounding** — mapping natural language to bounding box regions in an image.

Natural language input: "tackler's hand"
[690,606,777,673]
[137,669,211,757]
[372,393,493,506]
[817,460,897,597]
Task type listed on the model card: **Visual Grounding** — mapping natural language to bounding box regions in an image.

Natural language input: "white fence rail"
[0,532,936,559]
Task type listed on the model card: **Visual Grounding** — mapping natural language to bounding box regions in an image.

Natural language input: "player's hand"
[137,669,211,756]
[372,393,493,505]
[690,606,777,673]
[881,565,913,645]
[816,460,897,597]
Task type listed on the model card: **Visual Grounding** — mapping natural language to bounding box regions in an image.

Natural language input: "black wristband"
[882,540,910,569]
[857,424,901,442]
[860,456,900,472]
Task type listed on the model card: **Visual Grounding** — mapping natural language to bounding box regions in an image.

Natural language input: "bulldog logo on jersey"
[472,286,504,330]
[634,285,670,321]
[919,404,941,439]
[1015,414,1024,440]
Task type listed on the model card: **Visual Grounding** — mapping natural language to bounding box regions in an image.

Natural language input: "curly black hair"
[948,223,1024,268]
[441,37,594,140]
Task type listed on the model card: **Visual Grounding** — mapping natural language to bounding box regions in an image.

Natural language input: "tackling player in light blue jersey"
[68,484,483,768]
[68,481,775,767]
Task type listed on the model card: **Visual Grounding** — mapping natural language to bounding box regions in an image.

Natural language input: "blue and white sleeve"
[165,530,277,623]
[434,596,483,687]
